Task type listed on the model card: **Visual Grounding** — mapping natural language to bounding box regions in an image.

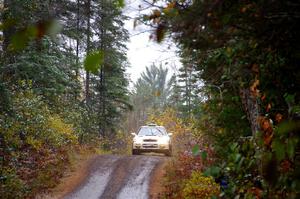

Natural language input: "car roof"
[141,125,164,128]
[146,123,158,126]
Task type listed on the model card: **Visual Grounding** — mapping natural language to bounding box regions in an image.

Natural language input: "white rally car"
[131,124,172,156]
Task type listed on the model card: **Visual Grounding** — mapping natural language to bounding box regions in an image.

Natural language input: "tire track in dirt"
[64,155,119,199]
[63,154,166,199]
[116,156,161,199]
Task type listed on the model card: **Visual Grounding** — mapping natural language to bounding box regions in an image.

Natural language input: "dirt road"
[63,154,166,199]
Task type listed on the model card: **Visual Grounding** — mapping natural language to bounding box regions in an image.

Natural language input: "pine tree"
[176,53,202,119]
[130,63,174,127]
[0,0,131,141]
[81,0,131,137]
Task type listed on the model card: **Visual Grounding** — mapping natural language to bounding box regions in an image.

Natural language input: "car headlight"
[133,137,142,144]
[158,137,170,145]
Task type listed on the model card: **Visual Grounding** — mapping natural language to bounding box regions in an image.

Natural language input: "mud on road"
[63,155,167,199]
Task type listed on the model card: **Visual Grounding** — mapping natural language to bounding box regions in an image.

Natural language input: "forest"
[1,0,300,198]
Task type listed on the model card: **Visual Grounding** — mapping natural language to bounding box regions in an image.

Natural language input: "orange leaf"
[153,9,161,17]
[263,133,273,146]
[167,1,176,9]
[250,79,260,96]
[261,119,271,131]
[266,103,271,112]
[275,113,283,123]
[280,160,291,173]
[240,7,247,13]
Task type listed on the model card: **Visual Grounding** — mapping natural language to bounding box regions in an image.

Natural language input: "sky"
[123,0,181,87]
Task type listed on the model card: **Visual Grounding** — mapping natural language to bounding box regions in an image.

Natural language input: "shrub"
[46,115,78,147]
[0,88,78,198]
[182,171,220,199]
[0,169,28,199]
[1,89,78,150]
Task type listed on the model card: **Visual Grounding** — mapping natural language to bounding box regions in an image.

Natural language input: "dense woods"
[137,0,300,198]
[0,0,130,197]
[0,0,299,198]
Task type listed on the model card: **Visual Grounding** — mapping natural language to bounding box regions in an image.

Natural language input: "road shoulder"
[149,158,169,199]
[35,153,98,199]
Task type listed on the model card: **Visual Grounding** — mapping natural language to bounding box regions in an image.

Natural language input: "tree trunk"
[75,0,80,100]
[240,88,260,136]
[98,4,106,137]
[85,0,91,104]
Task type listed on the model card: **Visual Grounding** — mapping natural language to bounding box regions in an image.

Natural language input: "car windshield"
[137,126,167,136]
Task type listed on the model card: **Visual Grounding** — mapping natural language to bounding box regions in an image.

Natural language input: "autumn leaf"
[153,90,161,97]
[263,132,273,147]
[163,2,178,16]
[37,20,62,39]
[153,9,161,17]
[280,160,291,173]
[275,113,283,123]
[240,7,247,13]
[251,63,259,74]
[149,9,161,20]
[266,103,271,112]
[250,79,259,96]
[167,1,176,9]
[258,116,274,147]
[9,20,61,51]
[260,117,271,131]
[249,187,263,199]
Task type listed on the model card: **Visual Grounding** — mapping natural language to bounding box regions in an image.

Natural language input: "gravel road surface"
[64,155,166,199]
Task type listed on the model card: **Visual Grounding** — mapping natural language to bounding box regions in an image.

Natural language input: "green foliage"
[115,0,125,8]
[0,86,79,198]
[192,145,200,156]
[152,109,217,198]
[217,140,260,198]
[204,166,221,178]
[161,137,217,198]
[84,50,104,74]
[80,0,131,138]
[143,0,300,198]
[1,88,78,150]
[130,64,174,128]
[0,0,132,198]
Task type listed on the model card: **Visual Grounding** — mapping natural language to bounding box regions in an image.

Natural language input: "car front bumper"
[133,142,170,150]
[132,148,171,153]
